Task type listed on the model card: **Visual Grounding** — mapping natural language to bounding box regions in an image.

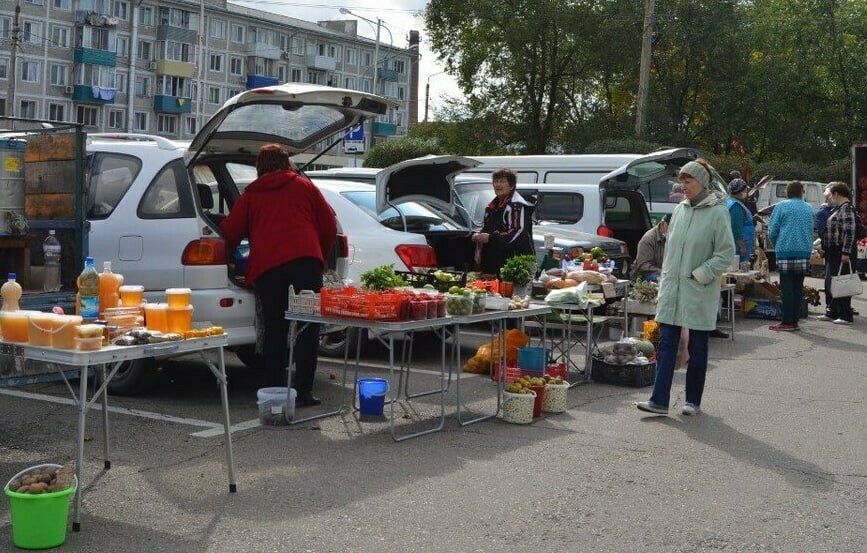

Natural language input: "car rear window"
[341,190,465,233]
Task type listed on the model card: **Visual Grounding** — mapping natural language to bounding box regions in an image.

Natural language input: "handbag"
[830,261,863,298]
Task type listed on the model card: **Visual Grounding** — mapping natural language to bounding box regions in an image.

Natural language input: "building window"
[134,111,148,131]
[278,65,286,82]
[53,0,71,9]
[307,71,324,85]
[0,59,8,80]
[0,17,10,39]
[230,24,243,43]
[76,106,98,127]
[113,1,128,20]
[359,77,371,93]
[22,21,41,44]
[136,40,152,61]
[114,72,127,93]
[393,59,405,74]
[209,54,223,72]
[362,51,372,67]
[50,25,70,48]
[163,41,191,62]
[49,64,67,86]
[397,86,405,100]
[229,56,243,75]
[290,37,303,55]
[108,109,124,129]
[208,86,220,104]
[21,61,39,83]
[344,76,356,90]
[290,68,302,83]
[157,75,191,97]
[116,36,129,58]
[25,0,44,6]
[345,48,356,65]
[48,103,65,121]
[328,45,341,61]
[211,19,225,40]
[157,114,177,134]
[81,26,111,50]
[20,100,37,119]
[158,7,198,31]
[135,76,150,97]
[138,6,154,26]
[185,116,196,135]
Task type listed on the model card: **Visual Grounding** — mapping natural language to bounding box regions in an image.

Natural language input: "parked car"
[85,84,430,394]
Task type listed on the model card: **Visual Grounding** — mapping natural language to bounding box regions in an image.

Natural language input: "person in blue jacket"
[767,181,815,331]
[726,178,755,262]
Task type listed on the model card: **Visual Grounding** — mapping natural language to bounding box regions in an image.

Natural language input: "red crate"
[319,287,405,321]
[470,279,499,294]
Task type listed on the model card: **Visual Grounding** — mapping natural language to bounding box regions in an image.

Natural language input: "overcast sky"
[230,0,462,121]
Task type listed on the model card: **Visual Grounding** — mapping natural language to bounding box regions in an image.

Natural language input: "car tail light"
[597,224,614,237]
[395,244,438,271]
[182,239,227,265]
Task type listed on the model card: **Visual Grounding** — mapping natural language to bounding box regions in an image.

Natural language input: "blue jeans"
[649,323,710,408]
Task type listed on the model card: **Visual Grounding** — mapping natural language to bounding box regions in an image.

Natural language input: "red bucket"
[529,385,545,417]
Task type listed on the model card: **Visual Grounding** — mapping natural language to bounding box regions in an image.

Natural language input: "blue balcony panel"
[372,122,397,136]
[153,95,193,113]
[73,47,117,67]
[71,84,116,104]
[377,68,399,82]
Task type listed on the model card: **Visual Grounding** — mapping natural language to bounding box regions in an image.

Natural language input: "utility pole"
[634,0,655,139]
[6,0,21,117]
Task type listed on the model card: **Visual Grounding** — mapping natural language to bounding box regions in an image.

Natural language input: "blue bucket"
[358,378,388,415]
[517,347,548,372]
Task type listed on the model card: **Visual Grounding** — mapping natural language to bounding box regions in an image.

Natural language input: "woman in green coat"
[637,159,735,416]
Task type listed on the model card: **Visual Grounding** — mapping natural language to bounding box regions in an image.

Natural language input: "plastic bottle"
[43,230,62,292]
[98,261,123,315]
[1,273,23,312]
[77,257,100,322]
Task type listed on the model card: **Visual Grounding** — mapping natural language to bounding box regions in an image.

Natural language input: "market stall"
[2,334,236,531]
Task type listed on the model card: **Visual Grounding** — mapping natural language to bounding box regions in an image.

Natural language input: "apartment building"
[0,0,419,166]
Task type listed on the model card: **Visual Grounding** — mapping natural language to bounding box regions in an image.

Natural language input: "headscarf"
[728,178,748,195]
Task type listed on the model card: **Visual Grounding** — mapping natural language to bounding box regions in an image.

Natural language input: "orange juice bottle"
[98,261,123,316]
[1,273,23,311]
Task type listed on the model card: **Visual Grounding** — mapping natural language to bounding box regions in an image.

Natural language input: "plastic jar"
[118,285,144,307]
[144,303,168,332]
[165,288,191,309]
[166,305,194,333]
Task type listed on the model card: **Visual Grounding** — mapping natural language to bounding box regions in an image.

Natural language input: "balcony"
[372,121,397,136]
[155,60,196,79]
[153,95,192,114]
[74,11,119,27]
[377,68,399,82]
[245,75,280,89]
[156,25,198,44]
[245,43,282,60]
[73,47,117,67]
[306,54,337,71]
[71,85,117,104]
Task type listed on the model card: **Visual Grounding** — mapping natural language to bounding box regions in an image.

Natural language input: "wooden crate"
[23,134,76,162]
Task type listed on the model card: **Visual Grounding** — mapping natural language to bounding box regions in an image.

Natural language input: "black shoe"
[709,329,729,339]
[296,392,321,407]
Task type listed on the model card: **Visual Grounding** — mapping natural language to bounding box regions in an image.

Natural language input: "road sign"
[344,124,364,142]
[344,141,365,153]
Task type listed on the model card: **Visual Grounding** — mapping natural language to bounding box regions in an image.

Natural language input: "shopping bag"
[830,262,863,298]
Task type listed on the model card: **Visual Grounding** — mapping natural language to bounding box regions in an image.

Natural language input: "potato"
[15,484,30,493]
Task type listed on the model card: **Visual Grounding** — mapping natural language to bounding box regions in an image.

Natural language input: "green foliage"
[583,139,663,155]
[499,255,537,284]
[363,137,443,168]
[360,265,407,291]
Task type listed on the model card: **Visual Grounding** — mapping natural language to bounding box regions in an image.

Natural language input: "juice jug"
[77,257,100,322]
[1,273,22,312]
[99,261,123,315]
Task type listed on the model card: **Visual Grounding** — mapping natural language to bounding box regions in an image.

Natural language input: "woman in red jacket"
[220,144,337,406]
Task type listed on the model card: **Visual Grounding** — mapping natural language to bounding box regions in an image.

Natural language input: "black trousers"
[824,247,853,321]
[254,258,323,390]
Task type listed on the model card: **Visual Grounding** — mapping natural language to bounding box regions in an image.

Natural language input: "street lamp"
[424,71,446,123]
[339,8,393,95]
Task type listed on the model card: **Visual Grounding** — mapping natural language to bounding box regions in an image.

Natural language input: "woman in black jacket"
[820,182,857,324]
[471,168,535,276]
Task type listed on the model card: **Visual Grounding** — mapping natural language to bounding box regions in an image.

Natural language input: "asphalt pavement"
[1,276,865,552]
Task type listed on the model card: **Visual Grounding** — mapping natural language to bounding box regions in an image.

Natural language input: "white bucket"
[257,387,296,426]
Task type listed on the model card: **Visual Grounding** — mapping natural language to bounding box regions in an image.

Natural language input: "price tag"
[601,282,616,299]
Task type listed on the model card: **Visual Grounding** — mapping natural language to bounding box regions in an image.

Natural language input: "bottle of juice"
[77,257,100,322]
[1,273,23,311]
[98,261,123,315]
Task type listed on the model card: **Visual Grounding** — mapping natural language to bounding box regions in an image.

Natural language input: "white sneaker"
[833,318,852,325]
[682,403,700,416]
[815,315,833,321]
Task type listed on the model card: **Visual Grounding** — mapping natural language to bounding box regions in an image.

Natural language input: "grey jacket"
[632,225,666,279]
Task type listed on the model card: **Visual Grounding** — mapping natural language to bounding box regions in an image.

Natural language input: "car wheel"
[105,358,159,396]
[318,326,361,358]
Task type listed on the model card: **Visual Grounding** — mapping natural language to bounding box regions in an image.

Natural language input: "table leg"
[404,327,453,399]
[390,329,448,442]
[206,347,237,493]
[289,321,349,425]
[100,364,111,470]
[456,320,501,426]
[72,364,88,532]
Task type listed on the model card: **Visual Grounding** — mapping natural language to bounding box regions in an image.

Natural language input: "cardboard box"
[744,297,783,320]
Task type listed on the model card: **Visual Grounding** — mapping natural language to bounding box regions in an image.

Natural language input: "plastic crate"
[286,290,320,315]
[545,363,568,380]
[470,278,500,294]
[591,356,655,387]
[320,287,405,321]
[395,270,466,292]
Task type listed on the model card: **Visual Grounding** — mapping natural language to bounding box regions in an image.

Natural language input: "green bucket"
[4,464,77,550]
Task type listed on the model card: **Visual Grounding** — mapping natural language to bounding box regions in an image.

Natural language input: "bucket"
[517,347,547,372]
[501,390,535,424]
[542,382,569,413]
[5,464,78,549]
[257,387,296,426]
[358,378,388,416]
[528,385,545,417]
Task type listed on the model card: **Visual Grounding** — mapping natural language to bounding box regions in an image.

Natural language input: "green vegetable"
[360,264,407,290]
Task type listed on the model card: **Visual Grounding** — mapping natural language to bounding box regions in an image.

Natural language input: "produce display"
[508,296,531,310]
[505,373,566,394]
[360,264,407,290]
[628,280,660,303]
[539,267,616,289]
[112,326,223,346]
[597,338,653,365]
[7,463,75,495]
[445,291,474,316]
